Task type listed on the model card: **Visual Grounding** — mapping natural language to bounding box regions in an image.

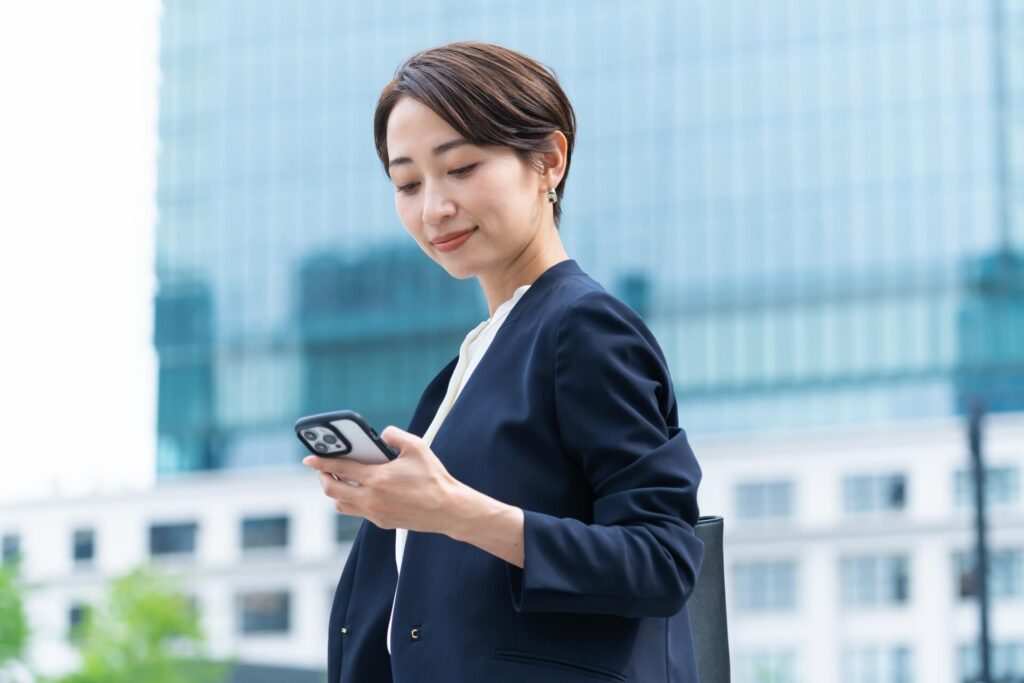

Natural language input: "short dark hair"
[373,41,576,228]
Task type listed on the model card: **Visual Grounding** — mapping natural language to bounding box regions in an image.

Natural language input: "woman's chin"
[431,252,482,280]
[439,262,479,280]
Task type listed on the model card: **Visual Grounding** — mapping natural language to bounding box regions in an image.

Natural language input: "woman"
[303,41,704,682]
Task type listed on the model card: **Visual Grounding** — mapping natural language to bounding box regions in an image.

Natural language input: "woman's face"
[386,96,550,280]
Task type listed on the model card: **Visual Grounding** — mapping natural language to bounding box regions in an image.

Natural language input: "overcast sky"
[0,1,161,503]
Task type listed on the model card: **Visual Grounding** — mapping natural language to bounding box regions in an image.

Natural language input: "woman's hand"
[302,425,463,534]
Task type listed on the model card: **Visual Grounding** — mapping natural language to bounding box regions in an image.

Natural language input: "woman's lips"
[434,227,476,252]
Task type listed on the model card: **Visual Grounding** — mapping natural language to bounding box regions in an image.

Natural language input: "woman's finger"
[318,471,362,501]
[304,454,371,482]
[379,425,421,454]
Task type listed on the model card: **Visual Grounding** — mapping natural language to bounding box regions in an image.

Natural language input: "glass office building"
[155,0,1024,476]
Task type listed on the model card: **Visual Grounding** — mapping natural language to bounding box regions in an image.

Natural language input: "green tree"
[53,567,230,683]
[0,562,29,670]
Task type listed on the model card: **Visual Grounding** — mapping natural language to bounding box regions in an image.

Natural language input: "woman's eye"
[450,163,477,177]
[395,164,476,195]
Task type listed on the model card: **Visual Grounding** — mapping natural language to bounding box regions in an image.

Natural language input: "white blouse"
[387,283,532,654]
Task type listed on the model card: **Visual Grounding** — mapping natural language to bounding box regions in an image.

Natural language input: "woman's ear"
[538,130,568,191]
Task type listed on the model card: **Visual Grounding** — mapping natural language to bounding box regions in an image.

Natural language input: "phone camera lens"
[314,442,328,453]
[303,431,318,441]
[323,434,337,445]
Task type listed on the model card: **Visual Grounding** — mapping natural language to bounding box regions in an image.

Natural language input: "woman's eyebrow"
[388,138,470,169]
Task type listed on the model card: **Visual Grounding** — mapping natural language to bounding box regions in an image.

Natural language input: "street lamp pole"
[969,398,991,683]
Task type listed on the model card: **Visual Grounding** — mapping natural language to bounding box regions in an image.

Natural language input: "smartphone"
[295,410,399,465]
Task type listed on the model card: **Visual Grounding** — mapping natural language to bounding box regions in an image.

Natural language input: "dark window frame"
[72,528,95,565]
[236,590,291,635]
[335,514,361,544]
[241,515,290,551]
[2,533,21,566]
[149,522,198,557]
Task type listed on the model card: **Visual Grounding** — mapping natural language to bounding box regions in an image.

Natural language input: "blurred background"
[1,0,1023,681]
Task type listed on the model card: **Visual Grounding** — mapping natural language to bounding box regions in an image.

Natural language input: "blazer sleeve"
[506,290,704,618]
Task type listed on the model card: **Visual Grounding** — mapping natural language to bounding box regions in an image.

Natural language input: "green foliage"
[0,562,29,665]
[53,567,230,683]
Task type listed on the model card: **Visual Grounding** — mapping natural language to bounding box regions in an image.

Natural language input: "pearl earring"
[546,187,558,204]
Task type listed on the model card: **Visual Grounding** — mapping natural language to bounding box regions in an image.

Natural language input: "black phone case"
[294,410,399,465]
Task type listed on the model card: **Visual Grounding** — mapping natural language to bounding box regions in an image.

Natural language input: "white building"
[695,411,1024,683]
[1,412,1022,682]
[0,467,349,679]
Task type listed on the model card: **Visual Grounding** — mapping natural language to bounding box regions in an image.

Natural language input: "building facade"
[155,0,1024,476]
[3,413,1023,681]
[699,412,1024,683]
[0,469,354,679]
[143,0,1024,679]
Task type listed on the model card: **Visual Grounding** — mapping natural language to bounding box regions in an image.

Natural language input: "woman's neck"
[477,229,569,317]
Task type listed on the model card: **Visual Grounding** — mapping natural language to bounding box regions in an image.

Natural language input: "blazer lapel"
[408,260,587,445]
[503,258,585,326]
[405,354,458,437]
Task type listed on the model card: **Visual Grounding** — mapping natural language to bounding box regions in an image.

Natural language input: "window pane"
[336,514,361,544]
[237,591,290,635]
[953,548,1024,600]
[841,555,911,607]
[954,466,1020,507]
[844,474,907,514]
[958,641,1024,682]
[887,477,907,509]
[72,529,95,564]
[241,515,289,550]
[736,649,798,683]
[67,603,90,643]
[734,560,798,611]
[1,534,20,565]
[736,481,794,520]
[149,522,198,556]
[843,645,914,683]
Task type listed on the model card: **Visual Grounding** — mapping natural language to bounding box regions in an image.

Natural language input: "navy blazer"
[327,259,704,682]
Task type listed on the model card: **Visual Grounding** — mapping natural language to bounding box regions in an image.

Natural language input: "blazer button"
[339,626,348,635]
[410,626,421,641]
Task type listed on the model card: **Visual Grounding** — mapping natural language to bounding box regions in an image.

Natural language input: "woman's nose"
[421,181,456,225]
